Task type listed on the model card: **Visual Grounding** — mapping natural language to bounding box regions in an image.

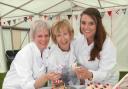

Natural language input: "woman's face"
[33,29,50,50]
[80,14,96,41]
[56,27,71,51]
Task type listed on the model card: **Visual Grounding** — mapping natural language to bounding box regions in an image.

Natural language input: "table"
[40,85,86,89]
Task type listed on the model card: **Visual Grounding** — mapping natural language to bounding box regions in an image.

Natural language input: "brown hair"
[80,8,106,61]
[51,19,74,44]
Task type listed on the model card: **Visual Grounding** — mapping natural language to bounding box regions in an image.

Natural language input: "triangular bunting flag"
[44,15,48,20]
[56,15,60,21]
[29,16,33,21]
[107,11,112,16]
[24,17,27,22]
[49,15,53,20]
[122,8,127,14]
[100,12,105,18]
[13,19,16,24]
[7,20,11,25]
[116,9,120,15]
[67,15,72,20]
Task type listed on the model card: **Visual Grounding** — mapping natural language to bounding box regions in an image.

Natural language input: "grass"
[0,73,6,89]
[119,71,128,80]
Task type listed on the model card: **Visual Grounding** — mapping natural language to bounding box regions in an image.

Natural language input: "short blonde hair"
[51,19,74,44]
[29,19,50,40]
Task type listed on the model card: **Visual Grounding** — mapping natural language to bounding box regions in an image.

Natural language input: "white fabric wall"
[111,12,128,71]
[0,9,128,72]
[0,28,7,72]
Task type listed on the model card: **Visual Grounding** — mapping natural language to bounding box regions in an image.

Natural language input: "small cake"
[86,84,93,89]
[52,80,66,89]
[86,82,112,89]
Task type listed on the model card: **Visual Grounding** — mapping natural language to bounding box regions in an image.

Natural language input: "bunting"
[100,12,105,18]
[0,8,128,26]
[44,15,48,20]
[122,8,127,14]
[56,15,60,21]
[107,11,112,16]
[107,11,113,37]
[67,15,72,20]
[49,15,53,20]
[13,19,16,24]
[24,17,27,22]
[7,20,11,25]
[116,9,120,15]
[28,16,33,21]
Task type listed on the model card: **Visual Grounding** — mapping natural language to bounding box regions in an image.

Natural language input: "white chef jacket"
[47,43,77,84]
[3,42,50,89]
[73,35,119,85]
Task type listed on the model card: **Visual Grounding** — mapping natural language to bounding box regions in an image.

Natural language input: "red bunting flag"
[28,16,33,21]
[107,11,112,16]
[44,15,48,20]
[56,15,60,21]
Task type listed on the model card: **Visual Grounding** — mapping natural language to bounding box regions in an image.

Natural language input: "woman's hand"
[74,66,93,80]
[34,72,61,89]
[46,72,61,81]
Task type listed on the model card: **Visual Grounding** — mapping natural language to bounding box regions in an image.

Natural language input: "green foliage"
[0,73,6,89]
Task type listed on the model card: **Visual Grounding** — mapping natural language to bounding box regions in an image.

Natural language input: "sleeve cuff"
[89,70,107,82]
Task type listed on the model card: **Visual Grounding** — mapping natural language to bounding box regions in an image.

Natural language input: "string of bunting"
[0,8,128,26]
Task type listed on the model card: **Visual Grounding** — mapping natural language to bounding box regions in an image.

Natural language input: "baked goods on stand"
[86,82,112,89]
[72,61,113,89]
[51,79,66,89]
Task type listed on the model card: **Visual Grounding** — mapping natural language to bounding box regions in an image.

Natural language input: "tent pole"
[0,26,7,71]
[20,31,29,49]
[9,28,14,50]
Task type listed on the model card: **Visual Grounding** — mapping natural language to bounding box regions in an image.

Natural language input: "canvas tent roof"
[0,0,128,18]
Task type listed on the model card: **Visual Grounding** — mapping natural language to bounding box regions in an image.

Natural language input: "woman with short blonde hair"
[51,19,74,44]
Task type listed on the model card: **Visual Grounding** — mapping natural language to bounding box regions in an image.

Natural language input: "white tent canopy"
[0,0,128,18]
[0,0,128,73]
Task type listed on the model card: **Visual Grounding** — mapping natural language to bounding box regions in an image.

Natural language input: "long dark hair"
[80,8,106,61]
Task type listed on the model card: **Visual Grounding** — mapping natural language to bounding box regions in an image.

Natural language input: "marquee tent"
[0,0,128,73]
